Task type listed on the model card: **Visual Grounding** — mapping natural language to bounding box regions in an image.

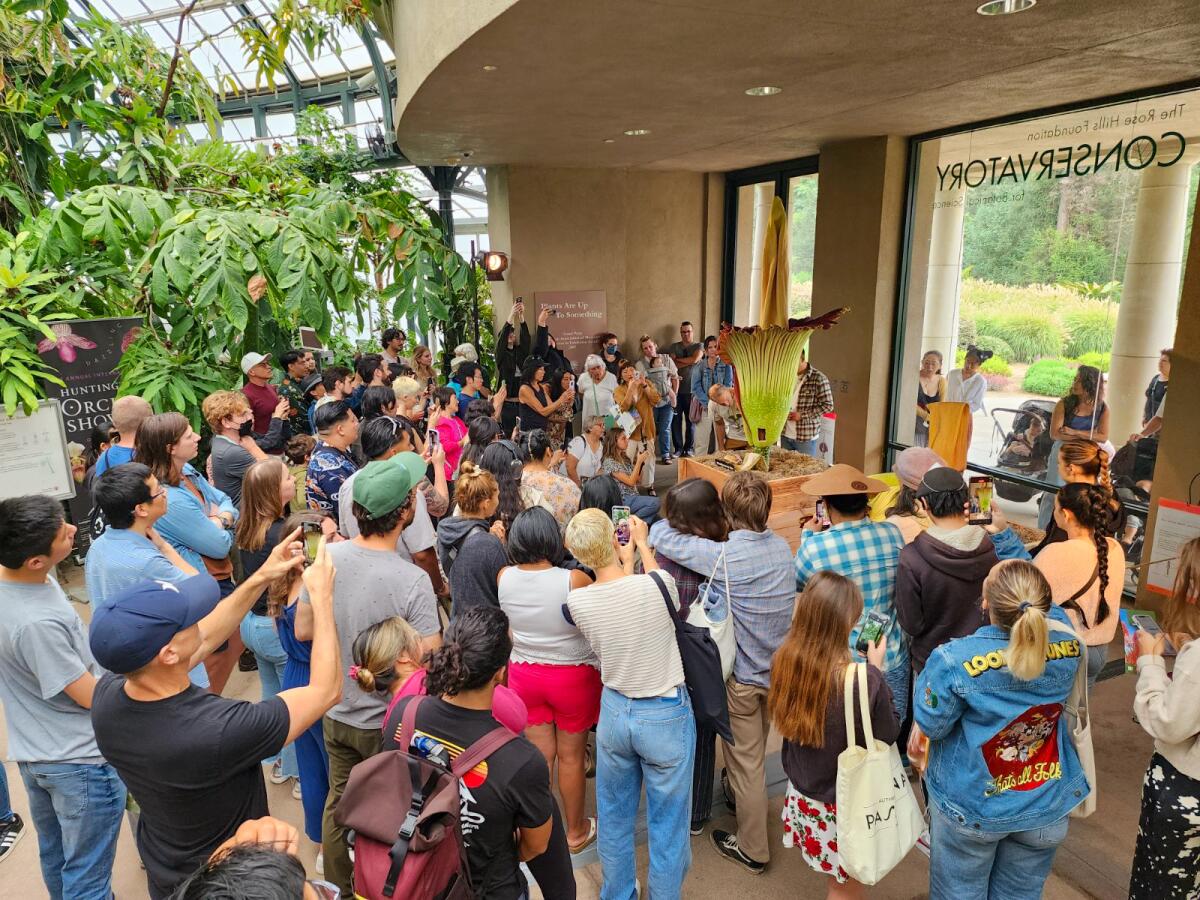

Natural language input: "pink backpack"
[334,696,516,899]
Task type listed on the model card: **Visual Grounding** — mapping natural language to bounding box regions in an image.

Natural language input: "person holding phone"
[614,360,662,490]
[599,426,659,522]
[428,386,469,485]
[1129,536,1200,899]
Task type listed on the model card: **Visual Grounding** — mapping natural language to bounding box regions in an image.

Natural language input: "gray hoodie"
[435,516,506,616]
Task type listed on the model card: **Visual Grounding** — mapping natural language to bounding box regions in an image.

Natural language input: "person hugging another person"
[913,560,1089,899]
[771,571,898,899]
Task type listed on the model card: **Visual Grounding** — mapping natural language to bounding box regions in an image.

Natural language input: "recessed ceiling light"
[482,64,498,71]
[977,0,1035,15]
[623,129,651,136]
[745,86,782,96]
[602,138,616,143]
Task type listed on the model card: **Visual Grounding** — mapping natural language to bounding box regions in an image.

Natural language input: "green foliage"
[957,316,977,349]
[1022,358,1075,397]
[1020,227,1112,285]
[973,334,1015,360]
[975,312,1062,362]
[1060,279,1121,302]
[1063,307,1116,357]
[1073,351,1111,372]
[980,355,1012,377]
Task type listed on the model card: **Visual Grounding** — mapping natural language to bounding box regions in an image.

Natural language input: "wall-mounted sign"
[534,291,607,371]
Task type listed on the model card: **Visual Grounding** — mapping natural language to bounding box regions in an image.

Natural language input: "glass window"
[893,86,1200,556]
[788,173,818,318]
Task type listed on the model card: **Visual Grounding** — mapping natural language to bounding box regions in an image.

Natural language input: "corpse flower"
[718,307,847,460]
[37,323,97,363]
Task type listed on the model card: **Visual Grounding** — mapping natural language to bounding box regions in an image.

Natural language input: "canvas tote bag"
[686,547,736,679]
[1053,622,1096,819]
[835,664,922,885]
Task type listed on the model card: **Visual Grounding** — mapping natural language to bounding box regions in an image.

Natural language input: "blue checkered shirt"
[794,518,909,672]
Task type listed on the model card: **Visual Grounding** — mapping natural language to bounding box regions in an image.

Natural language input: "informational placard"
[1146,498,1200,596]
[534,291,607,371]
[0,400,75,502]
[38,316,141,549]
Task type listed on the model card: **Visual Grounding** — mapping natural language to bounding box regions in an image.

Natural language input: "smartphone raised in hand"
[814,499,831,529]
[301,521,323,566]
[968,476,994,525]
[855,611,890,655]
[611,505,632,546]
[1133,613,1177,656]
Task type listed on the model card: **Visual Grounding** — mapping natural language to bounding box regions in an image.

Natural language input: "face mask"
[606,344,618,354]
[238,419,254,437]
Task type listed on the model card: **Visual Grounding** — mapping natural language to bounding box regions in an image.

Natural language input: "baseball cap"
[300,372,323,396]
[800,463,888,497]
[240,351,271,375]
[392,451,427,489]
[352,459,416,518]
[89,575,222,674]
[915,466,966,500]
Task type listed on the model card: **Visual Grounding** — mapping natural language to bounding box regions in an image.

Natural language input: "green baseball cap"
[393,451,428,490]
[352,458,416,518]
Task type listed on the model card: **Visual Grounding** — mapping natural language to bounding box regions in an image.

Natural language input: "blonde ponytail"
[983,560,1055,681]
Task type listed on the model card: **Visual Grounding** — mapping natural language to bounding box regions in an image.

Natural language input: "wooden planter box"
[676,455,824,551]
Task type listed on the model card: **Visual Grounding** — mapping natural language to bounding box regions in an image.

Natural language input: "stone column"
[1108,136,1200,443]
[920,180,967,368]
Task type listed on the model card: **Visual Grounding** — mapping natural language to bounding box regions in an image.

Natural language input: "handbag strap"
[451,726,518,778]
[1049,621,1091,723]
[649,571,679,623]
[857,663,876,747]
[697,547,731,611]
[842,663,877,751]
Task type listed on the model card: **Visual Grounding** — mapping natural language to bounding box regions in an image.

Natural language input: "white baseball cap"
[240,351,271,375]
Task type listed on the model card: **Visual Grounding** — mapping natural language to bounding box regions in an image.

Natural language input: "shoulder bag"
[1050,620,1096,819]
[649,570,733,744]
[686,548,736,680]
[835,663,922,885]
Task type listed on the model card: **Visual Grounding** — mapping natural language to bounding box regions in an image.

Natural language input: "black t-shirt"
[91,674,290,899]
[382,695,553,900]
[238,518,286,616]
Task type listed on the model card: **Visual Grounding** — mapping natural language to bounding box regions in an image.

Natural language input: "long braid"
[1086,486,1111,624]
[1096,446,1111,490]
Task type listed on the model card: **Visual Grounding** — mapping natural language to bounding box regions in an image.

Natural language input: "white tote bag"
[686,548,736,679]
[1052,623,1096,819]
[835,664,922,886]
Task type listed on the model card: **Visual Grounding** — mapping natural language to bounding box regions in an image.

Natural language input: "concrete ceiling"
[393,0,1200,172]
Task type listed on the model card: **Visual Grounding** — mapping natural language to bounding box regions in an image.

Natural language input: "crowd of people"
[0,303,1193,900]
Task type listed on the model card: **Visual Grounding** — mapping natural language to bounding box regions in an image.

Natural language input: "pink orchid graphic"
[121,326,142,353]
[37,323,97,363]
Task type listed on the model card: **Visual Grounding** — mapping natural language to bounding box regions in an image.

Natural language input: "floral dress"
[782,786,850,883]
[521,468,581,533]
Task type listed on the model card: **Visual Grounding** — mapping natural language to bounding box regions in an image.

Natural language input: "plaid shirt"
[654,554,704,618]
[795,518,909,671]
[784,366,834,442]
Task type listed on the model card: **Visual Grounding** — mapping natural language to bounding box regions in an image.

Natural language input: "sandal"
[585,742,596,778]
[568,816,598,854]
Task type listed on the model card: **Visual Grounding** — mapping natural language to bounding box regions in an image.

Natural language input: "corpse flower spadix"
[718,307,848,457]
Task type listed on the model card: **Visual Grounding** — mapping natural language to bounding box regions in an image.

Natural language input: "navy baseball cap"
[89,575,222,674]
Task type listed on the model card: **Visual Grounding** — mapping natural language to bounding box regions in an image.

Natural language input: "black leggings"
[526,803,576,899]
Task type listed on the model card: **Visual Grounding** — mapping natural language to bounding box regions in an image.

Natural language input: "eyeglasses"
[149,489,167,501]
[307,879,341,899]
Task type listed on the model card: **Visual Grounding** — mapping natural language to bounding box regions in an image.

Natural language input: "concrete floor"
[1,458,1150,898]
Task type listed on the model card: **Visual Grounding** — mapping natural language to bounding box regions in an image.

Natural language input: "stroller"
[990,399,1056,502]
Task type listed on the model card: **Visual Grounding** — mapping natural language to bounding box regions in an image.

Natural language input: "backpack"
[335,695,517,900]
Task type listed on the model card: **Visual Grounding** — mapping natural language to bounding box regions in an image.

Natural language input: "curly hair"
[424,606,512,697]
[1057,482,1113,626]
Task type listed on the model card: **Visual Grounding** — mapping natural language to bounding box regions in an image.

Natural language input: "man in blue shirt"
[92,395,153,476]
[86,462,213,689]
[305,401,360,526]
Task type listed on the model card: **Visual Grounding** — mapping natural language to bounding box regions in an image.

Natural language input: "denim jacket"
[914,605,1089,833]
[691,359,733,408]
[156,464,237,572]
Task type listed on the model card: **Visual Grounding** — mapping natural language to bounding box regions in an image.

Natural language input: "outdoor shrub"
[955,348,966,368]
[1022,358,1075,397]
[1063,308,1117,357]
[978,313,1063,362]
[957,316,978,349]
[981,355,1012,377]
[1074,351,1111,372]
[973,334,1015,360]
[983,373,1013,392]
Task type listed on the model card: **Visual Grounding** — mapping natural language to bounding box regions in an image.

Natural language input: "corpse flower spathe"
[718,307,847,456]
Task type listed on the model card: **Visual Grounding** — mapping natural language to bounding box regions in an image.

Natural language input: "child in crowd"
[770,571,896,899]
[285,434,315,514]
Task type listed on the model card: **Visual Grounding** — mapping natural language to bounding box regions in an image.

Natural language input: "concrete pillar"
[920,180,967,368]
[1108,137,1200,442]
[808,136,908,472]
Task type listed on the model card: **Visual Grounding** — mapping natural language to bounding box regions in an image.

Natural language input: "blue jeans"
[240,612,298,778]
[18,762,125,900]
[597,686,695,900]
[884,663,910,723]
[628,494,660,525]
[929,804,1068,900]
[781,436,819,456]
[653,404,675,458]
[0,764,11,821]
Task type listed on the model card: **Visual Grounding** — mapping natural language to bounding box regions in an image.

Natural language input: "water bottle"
[412,735,451,769]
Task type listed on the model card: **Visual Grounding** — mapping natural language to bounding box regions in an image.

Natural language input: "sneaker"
[720,768,737,813]
[689,822,705,836]
[238,649,259,672]
[267,760,290,784]
[292,781,303,801]
[916,827,931,857]
[710,830,765,875]
[0,814,26,864]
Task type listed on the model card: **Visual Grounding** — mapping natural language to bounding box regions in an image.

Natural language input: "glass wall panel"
[788,173,818,318]
[894,87,1200,558]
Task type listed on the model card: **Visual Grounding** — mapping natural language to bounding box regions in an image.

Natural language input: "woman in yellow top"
[614,359,661,493]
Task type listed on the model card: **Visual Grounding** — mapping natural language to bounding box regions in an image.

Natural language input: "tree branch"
[155,0,203,120]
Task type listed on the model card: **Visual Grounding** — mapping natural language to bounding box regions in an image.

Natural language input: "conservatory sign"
[936,130,1188,192]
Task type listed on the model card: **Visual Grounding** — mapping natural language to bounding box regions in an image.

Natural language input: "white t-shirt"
[579,372,618,421]
[710,400,747,442]
[946,369,987,414]
[337,471,435,560]
[567,436,603,480]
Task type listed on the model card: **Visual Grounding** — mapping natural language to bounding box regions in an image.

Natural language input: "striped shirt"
[795,518,909,672]
[566,572,684,698]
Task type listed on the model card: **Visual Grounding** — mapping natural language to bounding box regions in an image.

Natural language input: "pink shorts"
[507,661,602,733]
